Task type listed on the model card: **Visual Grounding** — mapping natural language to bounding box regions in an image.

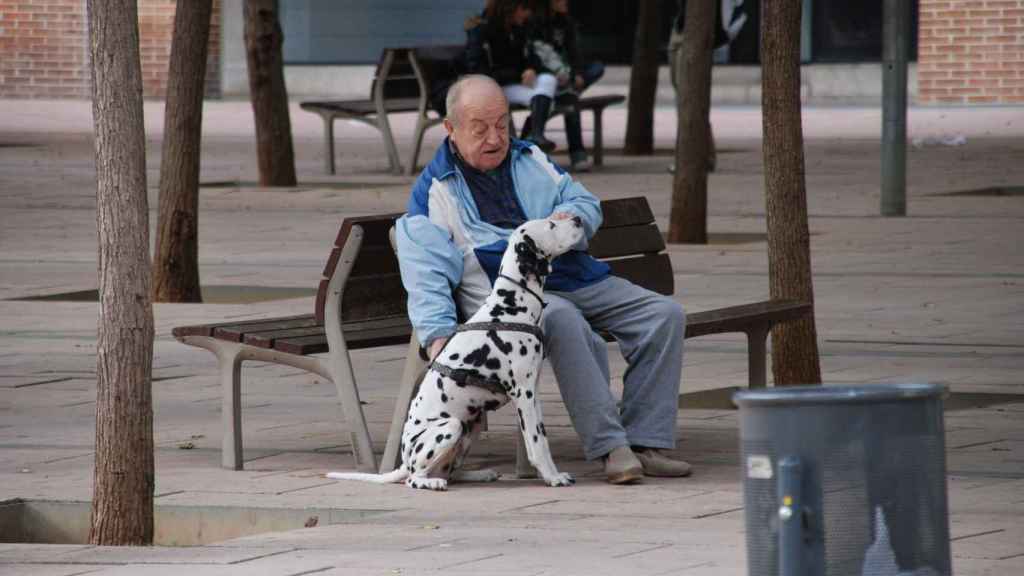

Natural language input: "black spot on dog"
[520,345,528,356]
[435,434,444,443]
[484,400,501,411]
[410,429,426,443]
[445,434,452,440]
[463,344,493,368]
[525,390,533,399]
[440,411,450,419]
[441,393,448,403]
[415,443,424,454]
[414,419,421,425]
[533,435,538,443]
[426,450,434,460]
[437,379,444,390]
[518,408,525,429]
[540,422,547,436]
[534,344,541,353]
[467,405,479,415]
[487,330,513,355]
[448,352,460,360]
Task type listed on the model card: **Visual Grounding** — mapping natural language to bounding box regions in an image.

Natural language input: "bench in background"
[172,197,810,474]
[300,46,625,176]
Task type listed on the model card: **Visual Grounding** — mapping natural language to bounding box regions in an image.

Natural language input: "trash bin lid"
[733,383,946,407]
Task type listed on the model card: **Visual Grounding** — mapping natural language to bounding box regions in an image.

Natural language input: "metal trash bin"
[733,384,952,576]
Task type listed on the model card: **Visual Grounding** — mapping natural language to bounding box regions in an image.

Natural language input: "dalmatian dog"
[327,215,585,490]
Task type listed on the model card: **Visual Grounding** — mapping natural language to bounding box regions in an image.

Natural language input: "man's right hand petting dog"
[327,216,584,490]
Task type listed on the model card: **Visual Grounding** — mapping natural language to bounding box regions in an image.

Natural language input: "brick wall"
[918,0,1024,104]
[0,0,221,99]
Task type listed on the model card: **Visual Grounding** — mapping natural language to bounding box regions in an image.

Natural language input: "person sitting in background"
[465,0,559,152]
[527,0,605,172]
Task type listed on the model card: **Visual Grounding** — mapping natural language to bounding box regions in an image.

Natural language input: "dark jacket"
[466,18,538,86]
[528,13,583,80]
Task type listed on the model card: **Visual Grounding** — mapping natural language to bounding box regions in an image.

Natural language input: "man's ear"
[443,118,455,137]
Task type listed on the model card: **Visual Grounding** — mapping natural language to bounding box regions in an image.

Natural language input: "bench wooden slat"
[211,316,321,343]
[171,314,314,339]
[300,98,423,116]
[686,300,811,338]
[274,323,412,355]
[244,315,411,349]
[589,223,665,259]
[605,254,674,296]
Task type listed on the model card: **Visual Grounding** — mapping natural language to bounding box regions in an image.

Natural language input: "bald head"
[443,74,511,172]
[445,74,507,127]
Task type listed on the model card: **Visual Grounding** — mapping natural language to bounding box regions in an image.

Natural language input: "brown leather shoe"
[604,445,644,484]
[634,448,692,477]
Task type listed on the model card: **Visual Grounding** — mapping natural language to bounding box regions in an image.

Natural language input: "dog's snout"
[571,216,582,227]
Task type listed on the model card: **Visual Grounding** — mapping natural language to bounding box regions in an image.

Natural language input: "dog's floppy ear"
[515,233,550,282]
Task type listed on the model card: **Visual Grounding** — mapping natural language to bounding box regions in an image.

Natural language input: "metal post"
[881,0,910,216]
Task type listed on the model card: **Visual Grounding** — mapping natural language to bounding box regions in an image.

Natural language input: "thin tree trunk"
[86,0,155,545]
[760,0,822,385]
[668,0,714,244]
[152,0,213,303]
[623,0,659,155]
[244,0,296,186]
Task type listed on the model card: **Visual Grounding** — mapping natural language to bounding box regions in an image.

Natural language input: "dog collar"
[497,274,546,309]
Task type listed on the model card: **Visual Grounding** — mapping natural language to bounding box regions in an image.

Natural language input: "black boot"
[526,95,556,152]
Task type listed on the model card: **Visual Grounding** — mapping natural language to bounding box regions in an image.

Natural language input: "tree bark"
[760,0,822,385]
[668,0,714,244]
[152,0,213,303]
[244,0,297,186]
[86,0,155,545]
[622,0,660,155]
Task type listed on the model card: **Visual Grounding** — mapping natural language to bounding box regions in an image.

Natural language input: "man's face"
[511,6,532,26]
[446,89,510,172]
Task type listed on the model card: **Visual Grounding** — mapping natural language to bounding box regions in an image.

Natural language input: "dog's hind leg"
[450,415,500,483]
[404,419,464,491]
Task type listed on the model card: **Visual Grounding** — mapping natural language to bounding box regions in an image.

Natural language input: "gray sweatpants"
[543,276,685,461]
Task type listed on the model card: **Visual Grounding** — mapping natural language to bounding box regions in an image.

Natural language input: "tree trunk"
[760,0,822,385]
[152,0,213,303]
[244,0,297,186]
[86,0,155,545]
[668,0,714,244]
[622,0,660,155]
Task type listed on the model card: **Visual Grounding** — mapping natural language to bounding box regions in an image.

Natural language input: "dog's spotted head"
[503,216,585,285]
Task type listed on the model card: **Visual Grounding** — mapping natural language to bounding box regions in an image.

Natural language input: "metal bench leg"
[747,325,770,389]
[592,106,606,166]
[377,114,403,175]
[407,116,431,177]
[326,349,378,473]
[208,342,244,470]
[320,112,336,175]
[381,337,428,472]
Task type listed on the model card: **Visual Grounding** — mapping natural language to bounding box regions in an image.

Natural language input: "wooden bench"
[300,46,625,176]
[172,197,810,474]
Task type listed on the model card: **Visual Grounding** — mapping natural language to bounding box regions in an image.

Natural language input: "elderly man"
[394,74,690,484]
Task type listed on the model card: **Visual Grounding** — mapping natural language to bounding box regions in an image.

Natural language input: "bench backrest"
[369,46,464,107]
[314,213,406,324]
[314,196,672,326]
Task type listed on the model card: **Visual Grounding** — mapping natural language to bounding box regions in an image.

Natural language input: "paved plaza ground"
[0,98,1022,575]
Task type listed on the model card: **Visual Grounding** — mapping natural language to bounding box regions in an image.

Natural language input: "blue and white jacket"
[395,138,610,347]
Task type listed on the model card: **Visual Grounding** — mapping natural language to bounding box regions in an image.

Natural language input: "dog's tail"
[326,468,408,484]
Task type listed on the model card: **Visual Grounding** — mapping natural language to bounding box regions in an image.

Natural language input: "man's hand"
[428,337,449,360]
[550,212,574,221]
[574,74,585,91]
[521,68,537,87]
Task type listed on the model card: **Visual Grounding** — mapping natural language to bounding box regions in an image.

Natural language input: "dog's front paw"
[545,472,576,487]
[407,477,449,491]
